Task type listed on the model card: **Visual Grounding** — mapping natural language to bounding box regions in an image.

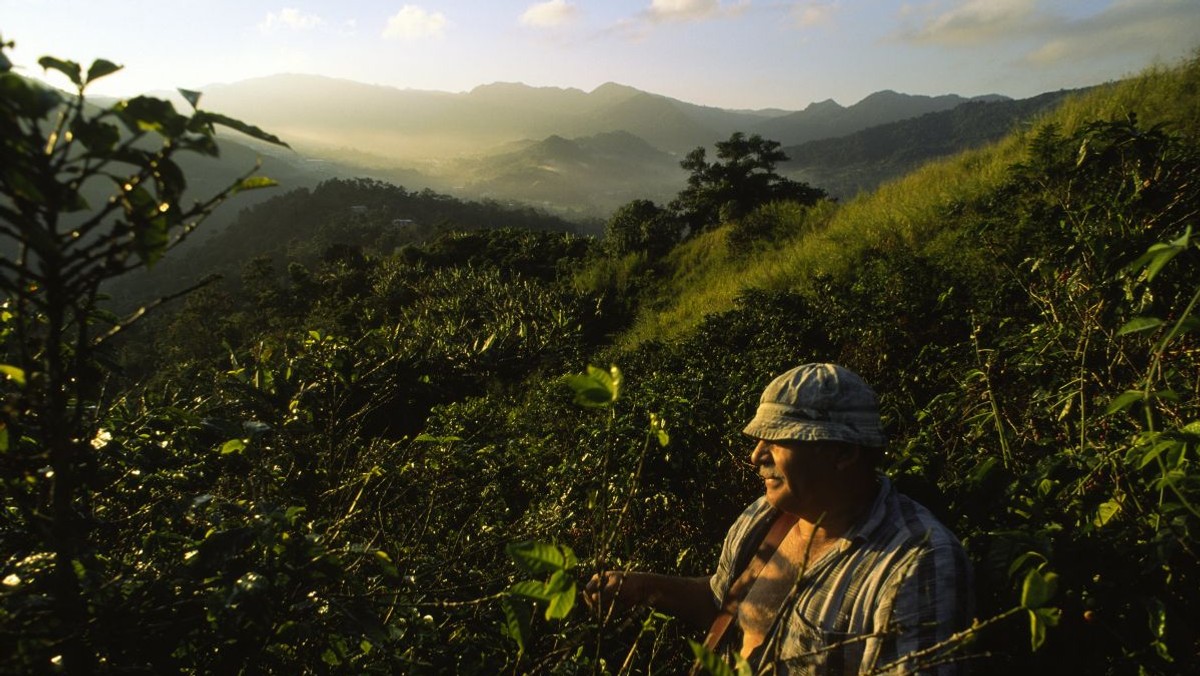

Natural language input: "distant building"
[391,218,416,227]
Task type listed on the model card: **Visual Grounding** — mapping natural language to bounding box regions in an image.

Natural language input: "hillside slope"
[780,89,1082,198]
[619,57,1200,347]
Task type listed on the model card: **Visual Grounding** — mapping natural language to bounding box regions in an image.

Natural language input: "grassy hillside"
[617,55,1200,349]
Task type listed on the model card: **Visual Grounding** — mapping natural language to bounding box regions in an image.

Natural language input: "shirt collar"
[842,474,892,545]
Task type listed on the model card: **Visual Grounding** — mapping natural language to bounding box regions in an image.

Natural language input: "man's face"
[750,438,840,516]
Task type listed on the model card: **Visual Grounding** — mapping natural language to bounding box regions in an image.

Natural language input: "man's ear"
[834,444,863,471]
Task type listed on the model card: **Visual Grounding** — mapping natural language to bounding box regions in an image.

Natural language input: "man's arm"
[584,571,718,630]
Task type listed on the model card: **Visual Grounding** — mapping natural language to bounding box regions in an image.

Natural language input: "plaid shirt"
[709,477,974,675]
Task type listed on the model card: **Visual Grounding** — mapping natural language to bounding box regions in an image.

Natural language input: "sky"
[2,0,1198,111]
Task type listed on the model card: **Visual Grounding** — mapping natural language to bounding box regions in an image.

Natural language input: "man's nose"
[749,439,769,466]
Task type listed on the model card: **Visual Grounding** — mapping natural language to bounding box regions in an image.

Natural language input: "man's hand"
[584,571,644,615]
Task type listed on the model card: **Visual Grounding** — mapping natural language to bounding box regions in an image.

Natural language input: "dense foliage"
[2,36,1198,676]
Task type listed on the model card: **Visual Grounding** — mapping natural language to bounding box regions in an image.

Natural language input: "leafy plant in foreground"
[0,38,284,671]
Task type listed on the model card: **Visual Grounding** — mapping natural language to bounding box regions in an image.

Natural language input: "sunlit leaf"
[1137,440,1178,469]
[233,176,279,194]
[506,541,576,575]
[1021,567,1058,609]
[1117,317,1163,336]
[1127,226,1191,282]
[544,582,576,620]
[1092,500,1121,527]
[0,364,26,386]
[116,96,186,136]
[195,110,289,148]
[1028,606,1060,651]
[220,438,247,455]
[38,56,81,85]
[178,88,202,110]
[563,364,622,408]
[85,59,121,84]
[1105,390,1145,415]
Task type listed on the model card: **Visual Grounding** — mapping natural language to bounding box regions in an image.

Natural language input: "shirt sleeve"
[709,497,773,607]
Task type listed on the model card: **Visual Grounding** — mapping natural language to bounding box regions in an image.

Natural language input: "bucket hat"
[742,363,886,448]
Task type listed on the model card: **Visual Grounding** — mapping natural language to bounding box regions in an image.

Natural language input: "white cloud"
[1024,0,1200,66]
[650,0,720,21]
[897,0,1200,70]
[259,8,325,34]
[521,0,579,28]
[902,0,1041,46]
[382,5,448,40]
[646,0,749,23]
[791,1,838,29]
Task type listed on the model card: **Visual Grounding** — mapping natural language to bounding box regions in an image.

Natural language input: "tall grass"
[617,52,1200,348]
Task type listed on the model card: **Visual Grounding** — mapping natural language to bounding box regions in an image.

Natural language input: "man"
[585,363,974,674]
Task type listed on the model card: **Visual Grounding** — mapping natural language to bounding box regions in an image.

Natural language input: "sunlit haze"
[3,0,1198,110]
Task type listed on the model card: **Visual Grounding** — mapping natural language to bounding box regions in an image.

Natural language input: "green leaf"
[233,176,279,194]
[220,438,247,455]
[116,96,186,136]
[1007,551,1046,579]
[1138,440,1182,470]
[1117,317,1163,336]
[544,581,576,620]
[508,580,549,601]
[0,424,9,452]
[71,117,121,153]
[506,541,576,575]
[1092,500,1121,527]
[1020,567,1058,609]
[0,364,27,386]
[1105,390,1145,415]
[194,111,289,148]
[1028,607,1060,651]
[500,598,530,655]
[563,364,622,408]
[38,56,81,85]
[1127,226,1191,282]
[179,88,202,110]
[688,639,739,676]
[85,59,121,84]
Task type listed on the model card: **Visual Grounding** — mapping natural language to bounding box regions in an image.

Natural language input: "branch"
[92,273,221,347]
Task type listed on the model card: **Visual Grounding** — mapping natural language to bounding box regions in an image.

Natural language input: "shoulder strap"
[691,511,798,674]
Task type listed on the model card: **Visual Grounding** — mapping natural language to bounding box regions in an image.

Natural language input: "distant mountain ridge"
[756,90,1009,146]
[197,74,1009,159]
[780,88,1083,198]
[175,73,1079,216]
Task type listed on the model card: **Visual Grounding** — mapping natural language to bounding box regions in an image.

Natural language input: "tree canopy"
[671,132,826,231]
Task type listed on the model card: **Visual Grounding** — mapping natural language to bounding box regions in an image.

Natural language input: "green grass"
[615,52,1200,349]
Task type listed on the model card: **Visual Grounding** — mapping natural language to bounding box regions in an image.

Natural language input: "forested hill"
[781,88,1083,198]
[4,36,1200,676]
[105,177,586,311]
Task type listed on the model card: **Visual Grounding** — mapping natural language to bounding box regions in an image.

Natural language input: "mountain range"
[167,75,1080,216]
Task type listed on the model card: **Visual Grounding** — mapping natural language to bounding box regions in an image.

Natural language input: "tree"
[604,199,681,258]
[0,37,284,671]
[671,132,825,232]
